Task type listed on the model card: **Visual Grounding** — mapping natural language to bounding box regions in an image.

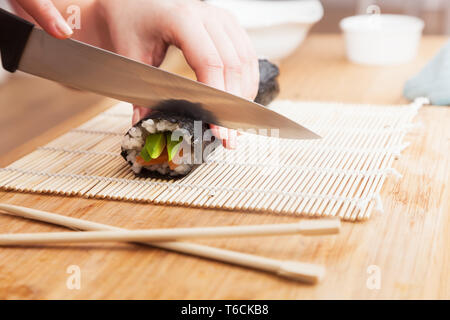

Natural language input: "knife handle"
[0,8,34,72]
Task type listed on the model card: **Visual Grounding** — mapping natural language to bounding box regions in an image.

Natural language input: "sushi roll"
[121,59,280,180]
[255,59,280,106]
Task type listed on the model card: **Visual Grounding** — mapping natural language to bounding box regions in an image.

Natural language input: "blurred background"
[0,0,448,160]
[314,0,450,35]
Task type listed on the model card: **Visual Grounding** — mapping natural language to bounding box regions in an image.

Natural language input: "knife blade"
[0,9,320,140]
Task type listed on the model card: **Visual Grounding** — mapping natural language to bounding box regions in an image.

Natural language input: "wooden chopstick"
[0,204,337,284]
[0,219,340,245]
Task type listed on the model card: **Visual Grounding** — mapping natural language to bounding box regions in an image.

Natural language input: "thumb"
[14,0,73,39]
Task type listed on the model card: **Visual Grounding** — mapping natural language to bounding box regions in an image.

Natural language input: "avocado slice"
[143,133,166,160]
[140,146,151,162]
[166,132,183,162]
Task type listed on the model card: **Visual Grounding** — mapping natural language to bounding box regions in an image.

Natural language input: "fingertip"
[222,130,238,150]
[132,106,154,124]
[222,139,229,149]
[227,129,238,149]
[209,124,220,138]
[139,107,152,120]
[53,17,73,38]
[132,108,140,125]
[210,124,229,140]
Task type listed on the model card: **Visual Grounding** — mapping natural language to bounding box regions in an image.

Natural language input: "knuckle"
[203,54,224,71]
[37,1,54,15]
[224,59,243,75]
[172,2,195,17]
[221,9,238,23]
[208,7,222,20]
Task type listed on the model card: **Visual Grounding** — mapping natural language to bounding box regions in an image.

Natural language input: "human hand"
[404,40,450,106]
[99,0,259,149]
[12,0,73,39]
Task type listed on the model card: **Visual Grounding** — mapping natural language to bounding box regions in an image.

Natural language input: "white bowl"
[209,0,324,61]
[340,14,424,66]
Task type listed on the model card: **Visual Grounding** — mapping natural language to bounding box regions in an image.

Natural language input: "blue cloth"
[404,40,450,106]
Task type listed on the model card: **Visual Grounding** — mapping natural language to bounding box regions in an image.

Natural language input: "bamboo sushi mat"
[0,98,427,221]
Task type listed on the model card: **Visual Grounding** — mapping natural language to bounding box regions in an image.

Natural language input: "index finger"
[169,16,225,91]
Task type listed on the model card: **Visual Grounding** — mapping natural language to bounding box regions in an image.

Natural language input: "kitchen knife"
[0,8,320,140]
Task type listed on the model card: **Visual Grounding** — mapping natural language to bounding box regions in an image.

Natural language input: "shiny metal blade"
[18,28,320,140]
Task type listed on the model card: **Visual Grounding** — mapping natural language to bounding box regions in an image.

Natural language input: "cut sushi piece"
[121,59,280,180]
[121,110,213,179]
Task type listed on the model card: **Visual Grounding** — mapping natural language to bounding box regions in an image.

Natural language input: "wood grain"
[0,35,448,299]
[0,74,109,158]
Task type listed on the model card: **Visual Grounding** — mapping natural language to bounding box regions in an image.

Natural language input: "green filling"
[140,147,151,162]
[140,132,183,162]
[140,133,166,161]
[166,133,183,162]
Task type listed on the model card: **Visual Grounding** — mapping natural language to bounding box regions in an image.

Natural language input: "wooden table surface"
[0,35,448,299]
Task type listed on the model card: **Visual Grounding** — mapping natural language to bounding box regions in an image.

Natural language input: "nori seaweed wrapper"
[255,59,280,105]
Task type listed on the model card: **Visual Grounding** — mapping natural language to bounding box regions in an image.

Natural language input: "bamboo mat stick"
[0,220,341,245]
[0,204,329,284]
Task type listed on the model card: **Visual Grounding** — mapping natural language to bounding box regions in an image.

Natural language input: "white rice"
[122,135,144,150]
[122,118,193,176]
[141,119,156,134]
